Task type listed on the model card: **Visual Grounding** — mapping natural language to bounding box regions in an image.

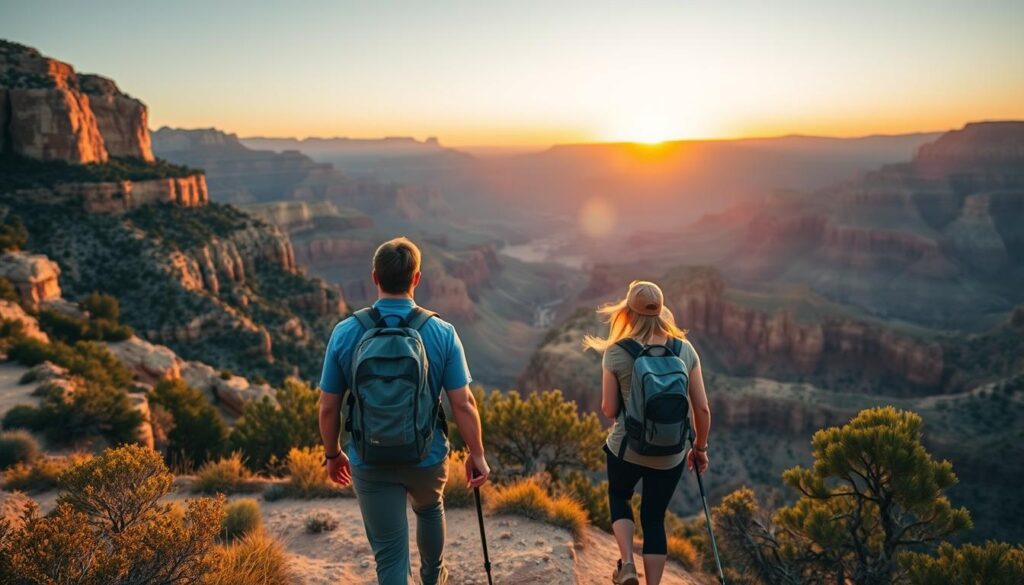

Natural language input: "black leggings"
[605,445,685,555]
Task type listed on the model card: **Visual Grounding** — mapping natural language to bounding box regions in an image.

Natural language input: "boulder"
[0,252,62,310]
[105,337,181,383]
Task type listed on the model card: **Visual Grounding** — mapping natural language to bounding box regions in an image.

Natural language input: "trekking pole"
[472,473,494,585]
[689,434,726,585]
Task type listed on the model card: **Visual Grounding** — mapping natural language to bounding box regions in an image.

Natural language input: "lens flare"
[578,197,616,238]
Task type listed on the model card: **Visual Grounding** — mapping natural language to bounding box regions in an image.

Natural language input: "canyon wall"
[0,40,152,163]
[663,269,944,392]
[79,74,154,161]
[16,174,209,213]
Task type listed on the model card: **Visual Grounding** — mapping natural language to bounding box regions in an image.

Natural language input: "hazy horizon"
[2,0,1022,147]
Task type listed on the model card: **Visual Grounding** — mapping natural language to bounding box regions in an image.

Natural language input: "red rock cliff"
[663,269,944,393]
[1,41,155,164]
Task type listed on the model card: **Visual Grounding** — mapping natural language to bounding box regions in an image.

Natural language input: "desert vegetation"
[708,407,1023,585]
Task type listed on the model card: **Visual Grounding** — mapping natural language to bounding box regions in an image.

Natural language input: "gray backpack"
[346,306,444,466]
[615,337,691,458]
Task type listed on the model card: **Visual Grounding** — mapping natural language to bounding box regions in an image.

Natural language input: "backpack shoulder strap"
[615,338,643,360]
[402,306,438,331]
[666,337,683,357]
[354,307,383,330]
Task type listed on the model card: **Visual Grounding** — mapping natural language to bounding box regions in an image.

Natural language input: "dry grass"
[221,498,262,541]
[284,446,350,498]
[304,511,339,534]
[193,452,258,494]
[548,494,589,539]
[443,450,474,508]
[1,453,88,492]
[667,535,701,570]
[202,531,290,585]
[489,477,589,540]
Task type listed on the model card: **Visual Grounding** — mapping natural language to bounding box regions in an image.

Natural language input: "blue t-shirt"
[318,297,472,468]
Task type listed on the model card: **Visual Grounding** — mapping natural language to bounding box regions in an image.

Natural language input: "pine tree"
[713,407,972,585]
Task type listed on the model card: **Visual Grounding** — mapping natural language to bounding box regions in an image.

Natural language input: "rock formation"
[16,174,209,214]
[107,335,276,418]
[78,74,154,161]
[0,299,48,342]
[0,251,62,309]
[663,268,944,392]
[0,40,153,163]
[718,122,1024,329]
[151,127,345,204]
[424,273,476,321]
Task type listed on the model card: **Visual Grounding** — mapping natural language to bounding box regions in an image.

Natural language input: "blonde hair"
[582,281,686,352]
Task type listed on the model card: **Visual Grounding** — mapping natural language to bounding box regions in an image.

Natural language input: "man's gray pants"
[352,461,448,585]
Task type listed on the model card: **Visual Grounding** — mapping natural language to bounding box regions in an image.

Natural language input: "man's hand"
[686,448,709,474]
[465,452,490,488]
[326,450,352,486]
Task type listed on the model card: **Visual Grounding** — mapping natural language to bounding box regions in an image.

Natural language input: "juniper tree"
[713,407,972,585]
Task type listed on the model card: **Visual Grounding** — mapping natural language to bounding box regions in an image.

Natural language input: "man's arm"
[319,391,351,485]
[447,386,489,487]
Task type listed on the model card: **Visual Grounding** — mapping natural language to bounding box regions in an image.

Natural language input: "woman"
[584,280,711,585]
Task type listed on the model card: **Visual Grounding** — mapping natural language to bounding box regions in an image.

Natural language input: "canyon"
[0,41,345,384]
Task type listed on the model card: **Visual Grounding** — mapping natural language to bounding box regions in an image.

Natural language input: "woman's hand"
[326,450,352,486]
[686,448,709,474]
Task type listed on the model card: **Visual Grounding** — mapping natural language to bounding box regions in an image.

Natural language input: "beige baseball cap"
[626,280,664,316]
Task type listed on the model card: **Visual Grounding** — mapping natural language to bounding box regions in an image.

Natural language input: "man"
[319,236,490,585]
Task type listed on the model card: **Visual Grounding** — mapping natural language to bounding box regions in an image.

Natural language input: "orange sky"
[3,0,1022,146]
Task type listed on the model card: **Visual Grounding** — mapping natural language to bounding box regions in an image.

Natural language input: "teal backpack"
[346,306,445,466]
[615,337,691,458]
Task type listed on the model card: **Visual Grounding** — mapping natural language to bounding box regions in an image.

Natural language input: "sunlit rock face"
[0,40,155,163]
[78,74,154,161]
[0,251,62,310]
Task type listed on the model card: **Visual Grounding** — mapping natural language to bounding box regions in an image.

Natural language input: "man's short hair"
[373,237,421,294]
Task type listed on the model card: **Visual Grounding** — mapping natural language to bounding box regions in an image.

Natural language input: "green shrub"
[7,338,133,388]
[221,499,262,541]
[0,277,18,302]
[151,379,227,465]
[80,292,119,322]
[903,541,1024,585]
[305,512,339,534]
[0,214,27,251]
[38,307,132,343]
[1,444,223,584]
[193,453,257,495]
[27,381,143,445]
[478,389,604,480]
[1,405,40,430]
[0,153,198,192]
[0,430,39,469]
[261,483,288,502]
[228,379,320,470]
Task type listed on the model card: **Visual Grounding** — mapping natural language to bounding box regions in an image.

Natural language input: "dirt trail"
[260,497,704,585]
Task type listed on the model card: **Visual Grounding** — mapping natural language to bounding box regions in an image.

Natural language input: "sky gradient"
[1,0,1021,146]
